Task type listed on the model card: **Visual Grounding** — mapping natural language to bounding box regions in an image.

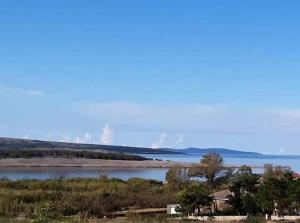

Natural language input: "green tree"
[189,153,232,187]
[287,179,300,214]
[257,173,292,216]
[178,183,213,216]
[228,165,260,215]
[263,164,291,180]
[165,167,189,191]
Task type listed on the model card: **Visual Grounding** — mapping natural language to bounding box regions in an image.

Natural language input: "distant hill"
[163,147,261,156]
[0,137,261,157]
[0,137,180,154]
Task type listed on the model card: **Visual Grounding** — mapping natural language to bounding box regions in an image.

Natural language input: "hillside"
[0,149,149,161]
[0,137,261,157]
[0,137,180,154]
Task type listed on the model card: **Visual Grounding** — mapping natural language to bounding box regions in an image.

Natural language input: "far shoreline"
[0,158,196,168]
[0,158,264,169]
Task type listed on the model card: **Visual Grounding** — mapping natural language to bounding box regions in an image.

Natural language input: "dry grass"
[0,158,195,168]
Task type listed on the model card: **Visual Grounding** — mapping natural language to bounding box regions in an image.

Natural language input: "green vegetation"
[177,183,212,216]
[0,149,149,161]
[228,164,300,216]
[1,152,300,222]
[228,165,260,215]
[0,177,175,220]
[165,167,189,191]
[188,153,232,187]
[181,154,300,217]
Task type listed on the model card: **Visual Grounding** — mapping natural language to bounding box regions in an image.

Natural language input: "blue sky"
[1,1,300,154]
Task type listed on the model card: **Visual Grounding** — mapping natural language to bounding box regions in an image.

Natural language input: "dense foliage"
[228,164,300,217]
[228,165,260,215]
[165,167,189,191]
[1,152,300,221]
[177,183,212,216]
[0,177,175,219]
[0,149,149,161]
[188,153,232,187]
[179,154,300,217]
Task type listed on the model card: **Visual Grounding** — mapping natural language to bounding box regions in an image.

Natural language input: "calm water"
[0,167,169,181]
[145,154,300,173]
[0,154,300,181]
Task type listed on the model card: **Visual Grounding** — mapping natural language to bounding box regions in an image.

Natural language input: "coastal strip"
[0,158,264,169]
[0,158,194,168]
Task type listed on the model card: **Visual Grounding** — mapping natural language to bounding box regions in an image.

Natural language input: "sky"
[1,1,300,154]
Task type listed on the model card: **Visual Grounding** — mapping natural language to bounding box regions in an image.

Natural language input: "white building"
[167,204,180,215]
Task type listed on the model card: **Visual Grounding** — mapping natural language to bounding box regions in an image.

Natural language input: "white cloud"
[59,133,92,144]
[100,124,114,145]
[75,101,217,131]
[72,101,300,154]
[0,86,44,96]
[75,101,300,134]
[60,136,72,143]
[151,133,167,149]
[175,136,184,145]
[74,132,92,144]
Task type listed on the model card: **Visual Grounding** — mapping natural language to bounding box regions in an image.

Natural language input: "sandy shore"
[0,158,198,168]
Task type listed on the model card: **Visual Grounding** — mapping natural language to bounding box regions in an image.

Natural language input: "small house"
[211,189,232,213]
[167,204,180,215]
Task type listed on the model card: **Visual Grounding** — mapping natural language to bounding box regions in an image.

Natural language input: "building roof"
[292,173,300,180]
[212,189,231,201]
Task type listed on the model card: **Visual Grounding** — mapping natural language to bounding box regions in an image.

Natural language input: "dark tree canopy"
[189,153,232,187]
[178,183,213,216]
[257,173,293,216]
[228,165,260,215]
[0,149,148,161]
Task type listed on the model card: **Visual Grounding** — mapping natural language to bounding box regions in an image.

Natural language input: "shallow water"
[146,154,300,170]
[0,167,168,181]
[0,154,299,181]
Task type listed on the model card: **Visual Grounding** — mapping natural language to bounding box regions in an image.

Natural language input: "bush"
[0,177,175,218]
[34,201,61,223]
